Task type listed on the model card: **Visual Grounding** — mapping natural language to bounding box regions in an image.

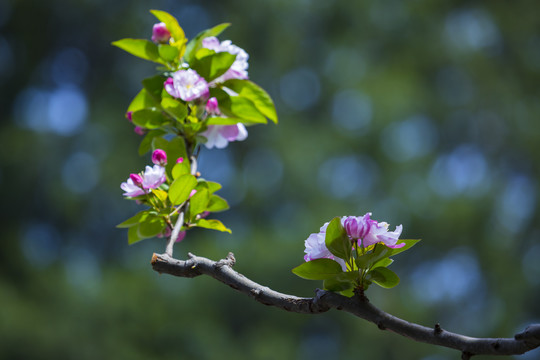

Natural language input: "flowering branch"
[151,252,540,358]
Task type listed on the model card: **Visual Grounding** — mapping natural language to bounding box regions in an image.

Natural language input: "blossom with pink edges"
[151,22,171,43]
[164,69,209,102]
[202,36,249,82]
[201,124,248,149]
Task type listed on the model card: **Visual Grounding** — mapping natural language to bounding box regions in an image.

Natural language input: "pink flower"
[342,213,404,249]
[202,36,249,82]
[152,149,167,166]
[206,97,220,115]
[201,124,248,149]
[304,227,347,271]
[175,231,186,243]
[164,69,209,102]
[141,165,166,190]
[151,22,171,43]
[121,165,167,197]
[121,175,146,197]
[126,111,133,122]
[176,157,184,164]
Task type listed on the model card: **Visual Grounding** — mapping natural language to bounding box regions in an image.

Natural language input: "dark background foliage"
[1,1,539,359]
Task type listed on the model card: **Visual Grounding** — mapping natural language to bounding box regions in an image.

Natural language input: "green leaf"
[112,38,166,65]
[152,189,168,203]
[128,225,144,245]
[189,188,210,219]
[222,79,278,123]
[292,259,344,280]
[161,97,187,122]
[356,243,390,270]
[184,23,231,64]
[127,89,159,113]
[152,136,189,177]
[372,257,394,269]
[131,109,169,129]
[206,117,244,126]
[323,274,355,292]
[205,181,222,193]
[207,194,229,212]
[191,51,237,81]
[138,216,166,238]
[325,217,352,261]
[172,162,190,179]
[158,44,179,62]
[385,239,421,257]
[117,211,148,228]
[211,88,267,124]
[138,130,167,156]
[368,267,400,289]
[150,10,186,54]
[194,219,231,233]
[142,75,167,103]
[169,174,197,205]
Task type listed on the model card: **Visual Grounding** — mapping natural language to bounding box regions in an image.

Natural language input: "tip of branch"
[151,253,159,265]
[515,324,540,346]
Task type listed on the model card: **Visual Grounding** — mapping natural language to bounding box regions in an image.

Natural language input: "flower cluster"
[113,10,277,250]
[294,213,417,295]
[304,213,404,264]
[120,149,168,197]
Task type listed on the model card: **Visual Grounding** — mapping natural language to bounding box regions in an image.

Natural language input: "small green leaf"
[112,38,166,65]
[127,89,159,113]
[161,97,187,122]
[189,188,210,219]
[172,162,190,179]
[142,75,167,103]
[222,79,278,123]
[369,267,400,289]
[356,243,390,270]
[325,217,352,261]
[128,225,144,245]
[169,174,197,205]
[205,181,222,193]
[323,275,354,292]
[152,189,168,203]
[194,219,231,233]
[138,216,166,238]
[292,259,344,280]
[138,130,167,156]
[372,257,394,269]
[207,194,229,212]
[386,239,421,257]
[117,211,147,228]
[191,51,237,81]
[206,117,244,126]
[131,109,169,129]
[184,23,231,64]
[158,44,180,62]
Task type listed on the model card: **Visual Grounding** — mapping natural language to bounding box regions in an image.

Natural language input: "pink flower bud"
[126,111,133,122]
[134,126,145,136]
[189,189,197,198]
[206,97,220,115]
[152,149,167,166]
[129,173,143,186]
[176,157,184,164]
[151,22,171,43]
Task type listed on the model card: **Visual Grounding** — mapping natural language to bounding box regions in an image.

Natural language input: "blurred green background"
[1,0,540,359]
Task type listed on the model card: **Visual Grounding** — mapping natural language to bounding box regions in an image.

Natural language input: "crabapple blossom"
[206,97,220,115]
[304,224,347,271]
[121,175,145,197]
[151,22,171,43]
[152,149,167,166]
[202,36,249,81]
[164,69,209,102]
[134,126,145,136]
[201,124,248,149]
[176,157,184,164]
[141,165,166,190]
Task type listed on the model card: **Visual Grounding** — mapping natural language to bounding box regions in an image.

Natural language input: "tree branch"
[151,252,540,357]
